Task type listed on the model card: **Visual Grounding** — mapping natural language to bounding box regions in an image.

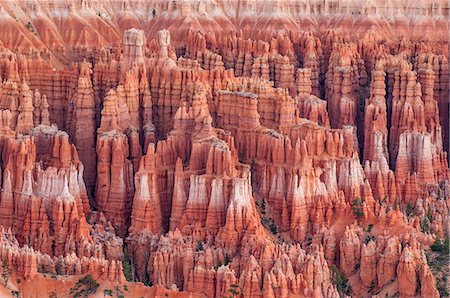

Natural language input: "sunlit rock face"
[0,0,447,297]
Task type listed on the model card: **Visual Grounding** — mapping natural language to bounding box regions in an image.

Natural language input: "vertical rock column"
[303,37,322,97]
[67,60,96,195]
[129,143,163,235]
[149,29,180,138]
[96,89,134,238]
[328,56,358,128]
[251,54,270,81]
[274,55,295,93]
[296,68,313,99]
[122,29,146,70]
[15,83,34,134]
[437,56,449,162]
[389,68,425,167]
[295,68,330,126]
[32,89,50,126]
[363,63,388,163]
[418,65,442,150]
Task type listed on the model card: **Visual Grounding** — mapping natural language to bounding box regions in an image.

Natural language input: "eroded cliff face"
[0,0,448,297]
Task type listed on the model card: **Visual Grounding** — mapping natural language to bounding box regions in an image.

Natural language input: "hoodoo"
[0,0,447,297]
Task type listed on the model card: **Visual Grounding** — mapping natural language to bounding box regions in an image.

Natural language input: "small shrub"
[256,199,266,215]
[69,275,99,298]
[330,265,351,296]
[261,217,278,234]
[437,276,449,297]
[405,203,413,216]
[365,235,376,244]
[393,200,399,210]
[123,285,128,292]
[269,221,278,234]
[352,198,364,218]
[115,285,125,298]
[430,235,450,254]
[56,255,64,275]
[196,241,204,252]
[426,210,433,223]
[366,224,373,233]
[2,261,11,286]
[227,283,241,298]
[250,158,256,172]
[11,290,20,298]
[430,235,443,252]
[224,254,231,266]
[216,260,222,269]
[436,187,443,200]
[49,290,58,298]
[143,270,151,286]
[421,218,430,233]
[122,250,133,282]
[444,236,450,254]
[369,281,375,294]
[103,289,113,297]
[256,199,266,213]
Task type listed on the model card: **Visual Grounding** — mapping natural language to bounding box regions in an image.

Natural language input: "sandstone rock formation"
[0,1,447,297]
